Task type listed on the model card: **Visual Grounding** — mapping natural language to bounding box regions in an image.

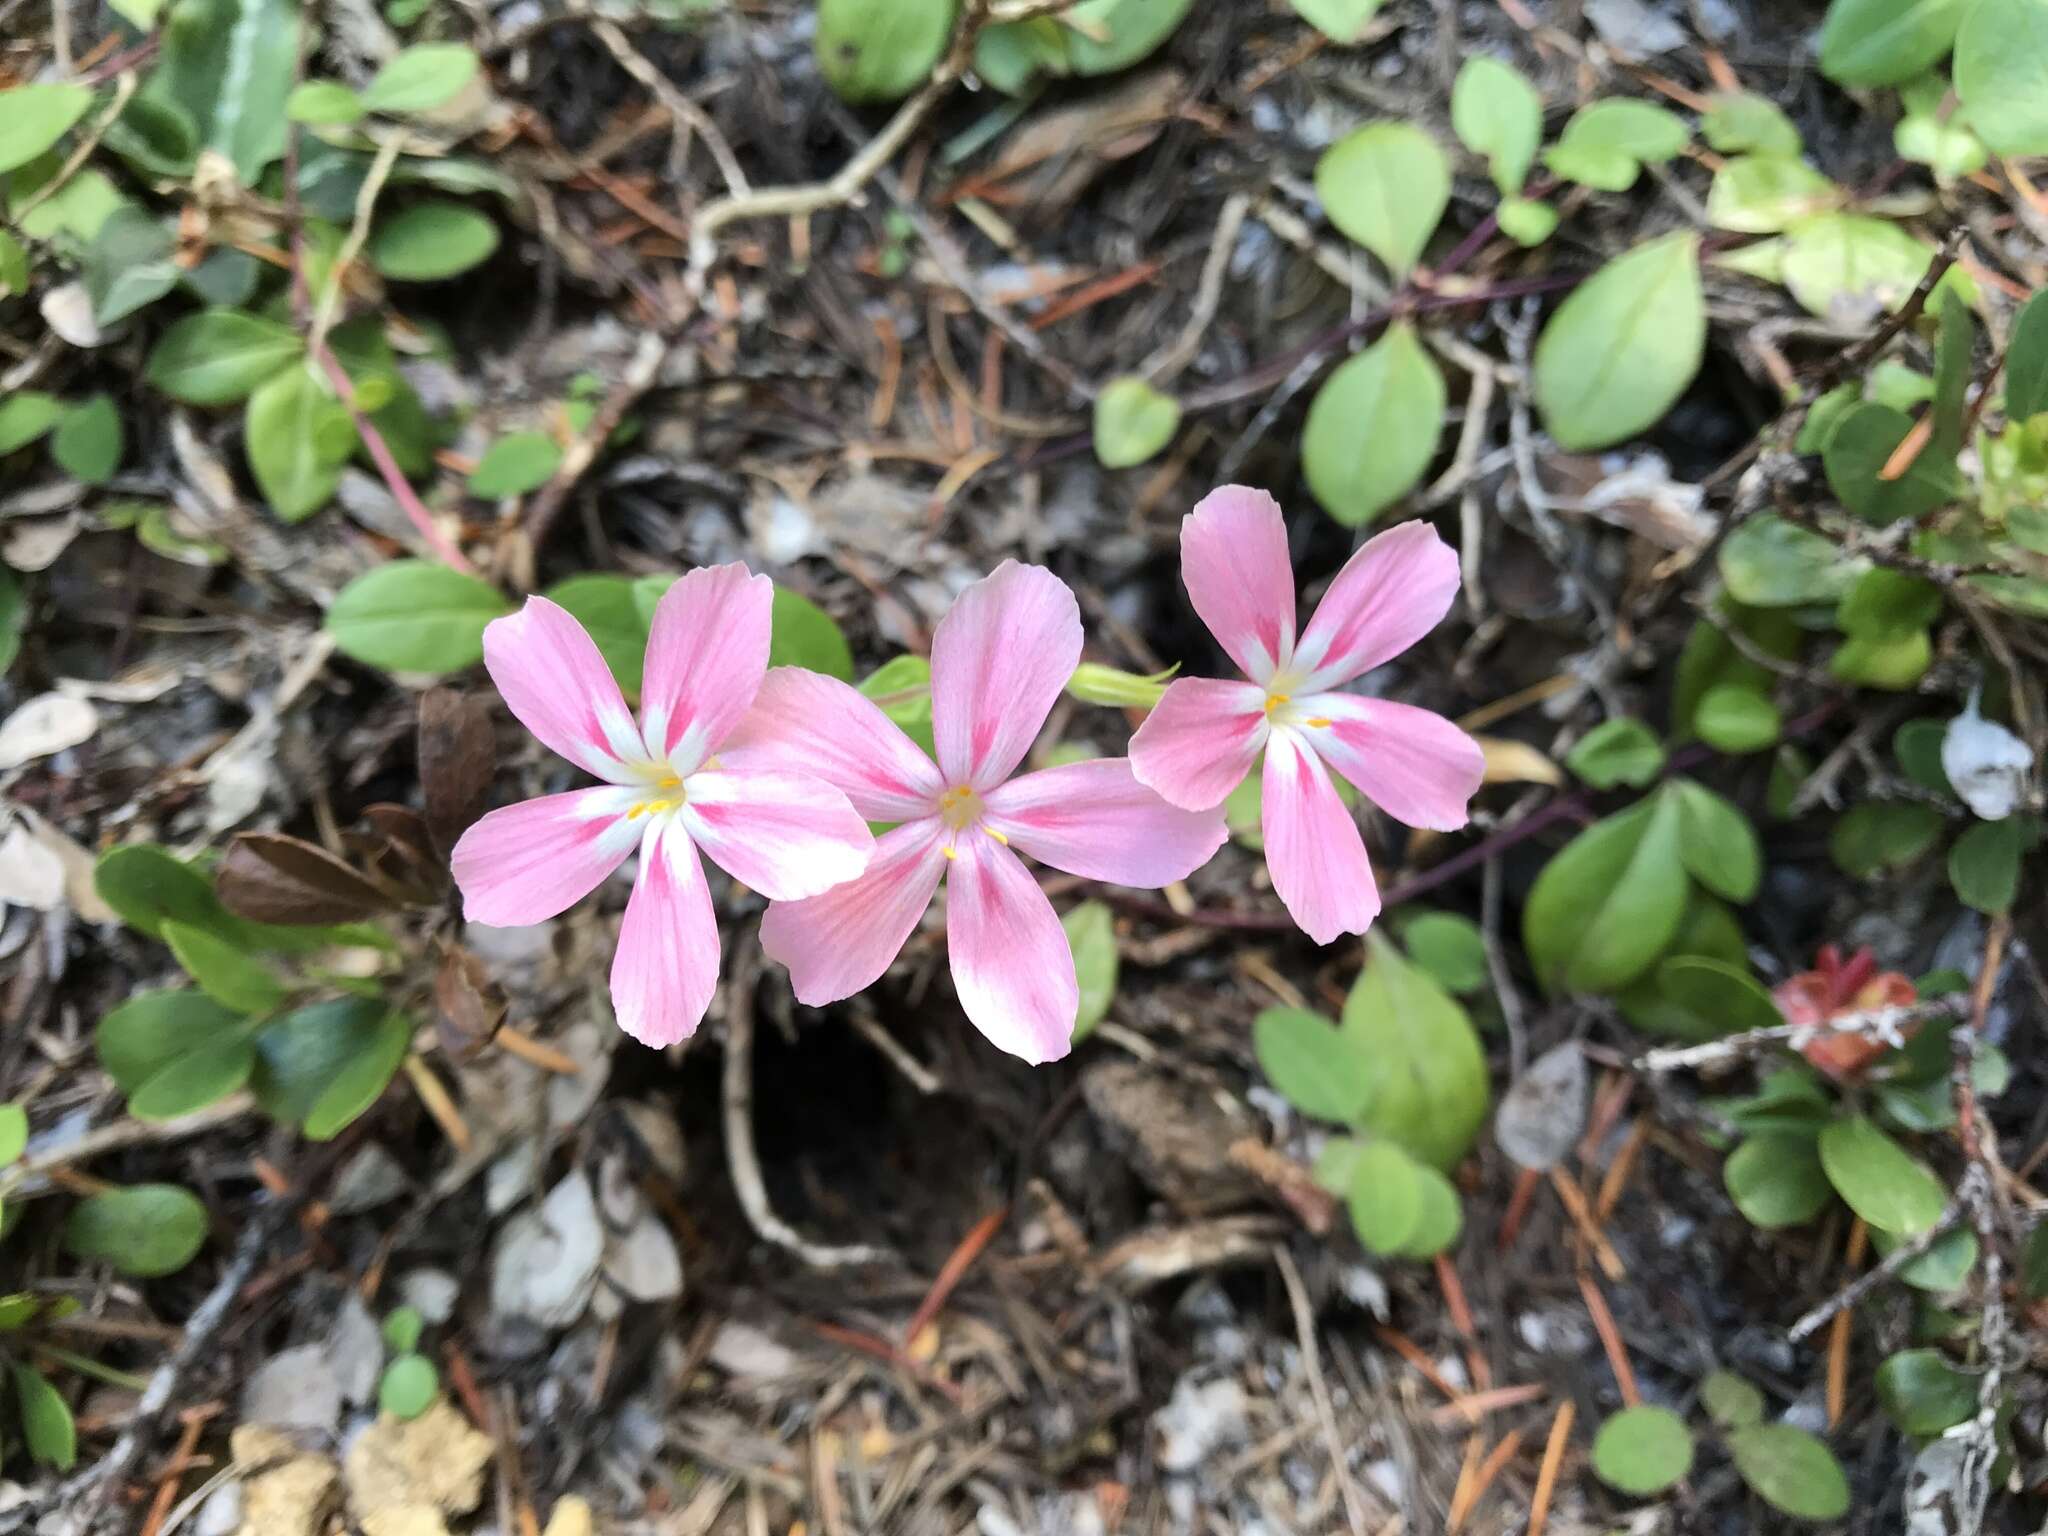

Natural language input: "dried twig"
[1786,1202,1964,1342]
[1274,1246,1372,1536]
[1635,995,1970,1074]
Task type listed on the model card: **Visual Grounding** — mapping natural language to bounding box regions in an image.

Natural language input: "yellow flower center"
[626,773,684,820]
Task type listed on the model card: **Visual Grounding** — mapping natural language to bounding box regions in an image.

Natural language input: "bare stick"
[1274,1246,1373,1536]
[1785,1203,1963,1342]
[1636,995,1970,1075]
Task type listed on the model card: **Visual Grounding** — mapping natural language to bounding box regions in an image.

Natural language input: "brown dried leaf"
[219,832,393,924]
[433,944,506,1062]
[418,689,495,854]
[356,804,444,900]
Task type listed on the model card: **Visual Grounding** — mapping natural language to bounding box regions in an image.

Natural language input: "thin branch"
[1635,995,1970,1074]
[1274,1246,1372,1536]
[1785,1201,1964,1342]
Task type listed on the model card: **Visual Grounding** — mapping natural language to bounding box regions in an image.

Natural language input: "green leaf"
[468,431,561,497]
[253,997,409,1137]
[544,574,648,695]
[1092,376,1181,468]
[1346,1140,1423,1255]
[1702,92,1802,156]
[1954,0,2048,156]
[1496,196,1558,246]
[145,310,304,405]
[1394,1161,1464,1258]
[143,0,298,183]
[360,43,480,115]
[1397,911,1489,995]
[1718,1066,1834,1137]
[1894,718,1953,793]
[1301,321,1445,525]
[1670,780,1761,900]
[769,587,856,681]
[11,1364,76,1468]
[287,80,365,125]
[1254,1007,1371,1123]
[0,1103,25,1167]
[1726,1425,1851,1521]
[93,845,231,941]
[129,1034,257,1122]
[1718,514,1866,606]
[1818,1115,1947,1235]
[63,1184,208,1277]
[325,561,513,675]
[162,921,287,1013]
[0,84,93,175]
[1532,233,1705,452]
[369,201,501,281]
[1831,801,1944,876]
[1949,816,2032,913]
[1837,568,1942,637]
[383,1306,425,1353]
[51,395,123,485]
[1819,0,1965,86]
[1831,628,1932,690]
[1313,124,1450,277]
[1876,1349,1980,1436]
[104,94,198,179]
[2021,1221,2048,1301]
[1451,56,1542,195]
[1524,794,1688,994]
[1656,956,1785,1037]
[1726,1133,1833,1228]
[1063,900,1118,1041]
[0,392,62,455]
[378,1354,439,1419]
[1782,214,1938,324]
[816,0,956,101]
[1896,108,1987,179]
[1701,1370,1767,1429]
[0,567,22,675]
[1566,718,1665,789]
[0,228,26,298]
[1706,155,1837,235]
[1062,0,1194,75]
[858,653,936,758]
[1871,1222,1979,1291]
[83,205,180,325]
[2004,289,2048,423]
[1544,98,1689,190]
[12,164,123,245]
[1341,932,1490,1168]
[1290,0,1384,42]
[1591,1405,1695,1496]
[246,364,354,521]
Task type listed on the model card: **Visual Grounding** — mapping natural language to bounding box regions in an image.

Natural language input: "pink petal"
[679,765,874,902]
[639,563,773,772]
[1301,694,1485,832]
[1128,676,1270,811]
[929,561,1081,790]
[1181,485,1297,685]
[1261,730,1380,945]
[483,598,648,782]
[451,787,640,926]
[759,820,948,1006]
[1291,520,1460,693]
[610,821,721,1048]
[984,758,1228,887]
[943,835,1076,1064]
[718,667,943,822]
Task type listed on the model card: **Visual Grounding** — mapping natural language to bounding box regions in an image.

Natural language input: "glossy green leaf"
[1451,56,1542,195]
[12,1364,76,1468]
[143,0,297,183]
[82,205,179,325]
[1592,1405,1694,1496]
[51,395,123,485]
[1831,627,1933,690]
[1837,568,1942,637]
[1726,1425,1851,1521]
[1346,1140,1422,1255]
[1566,718,1665,789]
[1876,1349,1980,1436]
[468,431,561,497]
[1702,92,1801,155]
[1818,1114,1947,1235]
[1670,780,1761,900]
[378,1354,439,1418]
[1954,0,2048,156]
[246,364,354,521]
[1830,801,1943,876]
[1092,376,1181,468]
[253,997,409,1137]
[129,1035,257,1122]
[1524,794,1688,994]
[858,653,936,757]
[1871,1222,1979,1291]
[1614,896,1756,1041]
[1290,0,1384,42]
[816,0,957,102]
[0,392,62,455]
[1726,1133,1833,1228]
[1533,233,1705,451]
[1949,816,2033,913]
[1656,956,1784,1037]
[1254,1006,1371,1123]
[1707,155,1837,234]
[1818,0,1965,86]
[545,574,647,695]
[162,921,287,1013]
[1302,322,1444,525]
[146,310,304,405]
[383,1306,425,1353]
[1701,1370,1766,1429]
[1718,514,1865,607]
[93,845,231,942]
[369,201,500,281]
[0,84,92,175]
[769,587,856,681]
[1062,900,1118,1041]
[1063,0,1194,75]
[1894,718,1954,793]
[63,1184,208,1277]
[360,43,480,115]
[1341,932,1489,1168]
[1313,124,1450,277]
[325,561,513,675]
[1397,911,1489,995]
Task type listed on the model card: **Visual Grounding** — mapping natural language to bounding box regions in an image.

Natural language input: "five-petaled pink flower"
[1129,486,1484,945]
[451,564,874,1048]
[723,562,1227,1065]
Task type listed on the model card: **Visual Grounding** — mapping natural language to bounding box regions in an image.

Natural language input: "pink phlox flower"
[721,561,1228,1065]
[1128,485,1484,945]
[451,564,874,1048]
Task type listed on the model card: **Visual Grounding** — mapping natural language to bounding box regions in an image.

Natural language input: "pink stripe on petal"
[760,820,948,1006]
[984,757,1227,887]
[1292,520,1460,692]
[679,765,873,902]
[610,821,721,1048]
[718,667,944,822]
[929,562,1081,790]
[452,788,640,926]
[639,563,773,772]
[1261,730,1380,946]
[483,598,647,781]
[1301,694,1484,832]
[944,835,1076,1065]
[1128,676,1269,811]
[1181,485,1297,684]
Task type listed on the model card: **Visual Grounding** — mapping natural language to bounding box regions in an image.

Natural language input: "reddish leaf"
[217,832,392,925]
[419,688,495,854]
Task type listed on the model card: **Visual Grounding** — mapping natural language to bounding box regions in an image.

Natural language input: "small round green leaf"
[1290,0,1385,43]
[1726,1424,1851,1520]
[1346,1140,1423,1255]
[1341,933,1491,1168]
[63,1184,209,1277]
[1092,376,1181,468]
[1394,1162,1464,1258]
[1566,718,1666,790]
[1670,780,1762,900]
[1313,123,1450,277]
[1533,233,1705,452]
[161,921,288,1014]
[1823,400,1962,523]
[467,430,562,498]
[1819,0,1966,87]
[245,364,354,522]
[377,1353,439,1419]
[1876,1348,1979,1436]
[324,561,513,675]
[1451,56,1542,195]
[1591,1405,1695,1496]
[129,1036,257,1122]
[1818,1114,1948,1235]
[1725,1133,1833,1229]
[360,43,481,115]
[1948,817,2033,914]
[769,587,856,681]
[1398,911,1488,996]
[92,845,232,941]
[0,84,93,176]
[287,80,365,124]
[0,392,62,454]
[1706,155,1838,235]
[1063,901,1119,1042]
[1658,957,1785,1037]
[1523,795,1689,995]
[145,310,304,405]
[1830,801,1943,876]
[1693,686,1781,756]
[816,0,958,103]
[52,395,123,485]
[1701,1369,1766,1429]
[1254,1007,1371,1124]
[369,201,501,281]
[11,1364,76,1468]
[1302,321,1445,526]
[1954,0,2048,156]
